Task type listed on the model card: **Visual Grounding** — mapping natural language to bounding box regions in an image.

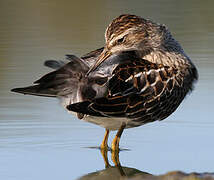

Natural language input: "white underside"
[60,97,142,130]
[83,115,131,131]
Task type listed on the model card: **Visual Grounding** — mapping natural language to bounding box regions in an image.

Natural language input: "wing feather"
[67,55,188,123]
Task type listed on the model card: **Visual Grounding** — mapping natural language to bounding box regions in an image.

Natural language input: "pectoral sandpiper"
[11,14,198,151]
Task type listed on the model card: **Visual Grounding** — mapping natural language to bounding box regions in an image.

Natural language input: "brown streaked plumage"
[11,14,198,151]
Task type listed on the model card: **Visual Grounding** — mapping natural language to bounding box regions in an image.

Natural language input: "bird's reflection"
[77,149,213,180]
[78,149,153,180]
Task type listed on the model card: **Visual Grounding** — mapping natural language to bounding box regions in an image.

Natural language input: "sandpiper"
[11,14,198,151]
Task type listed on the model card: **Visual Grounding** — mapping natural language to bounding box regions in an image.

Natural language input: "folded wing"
[67,55,191,122]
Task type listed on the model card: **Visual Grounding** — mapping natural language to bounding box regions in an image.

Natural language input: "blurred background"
[0,0,214,180]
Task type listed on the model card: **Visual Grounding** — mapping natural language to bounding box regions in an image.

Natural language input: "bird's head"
[87,14,169,74]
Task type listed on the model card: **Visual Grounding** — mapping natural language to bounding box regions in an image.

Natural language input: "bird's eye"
[117,36,125,44]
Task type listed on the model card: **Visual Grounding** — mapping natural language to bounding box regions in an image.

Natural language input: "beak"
[86,49,111,75]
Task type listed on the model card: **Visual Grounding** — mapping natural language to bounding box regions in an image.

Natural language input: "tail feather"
[11,85,57,97]
[44,55,81,70]
[44,60,65,69]
[11,55,90,97]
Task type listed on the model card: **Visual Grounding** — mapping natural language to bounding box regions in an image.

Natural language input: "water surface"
[0,0,214,179]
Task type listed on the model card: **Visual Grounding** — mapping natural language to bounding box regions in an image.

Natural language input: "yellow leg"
[100,129,109,149]
[111,123,126,151]
[111,149,120,166]
[100,148,110,168]
[111,150,125,175]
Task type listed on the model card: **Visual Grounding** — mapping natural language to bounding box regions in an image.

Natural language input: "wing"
[67,55,188,122]
[44,47,104,70]
[81,47,104,67]
[11,47,104,98]
[11,56,89,97]
[81,47,104,58]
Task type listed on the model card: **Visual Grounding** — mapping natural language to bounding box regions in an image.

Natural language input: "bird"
[11,14,198,151]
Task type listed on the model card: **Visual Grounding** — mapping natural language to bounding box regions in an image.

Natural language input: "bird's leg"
[100,148,110,168]
[111,123,126,151]
[111,150,125,176]
[111,149,120,166]
[100,129,109,150]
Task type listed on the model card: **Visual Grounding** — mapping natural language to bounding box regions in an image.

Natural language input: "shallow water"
[0,0,214,179]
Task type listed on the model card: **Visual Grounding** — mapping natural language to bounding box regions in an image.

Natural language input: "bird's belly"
[60,97,142,130]
[82,115,143,131]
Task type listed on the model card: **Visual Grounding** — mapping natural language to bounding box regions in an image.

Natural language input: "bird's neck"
[142,49,198,86]
[142,49,190,69]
